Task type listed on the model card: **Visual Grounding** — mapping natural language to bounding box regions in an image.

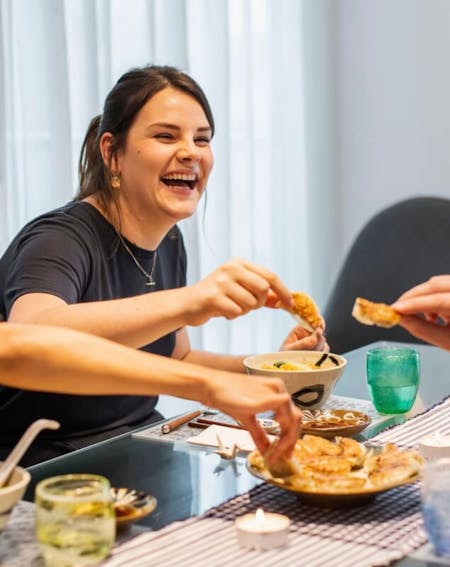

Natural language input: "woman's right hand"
[203,371,302,462]
[185,258,293,326]
[392,275,450,351]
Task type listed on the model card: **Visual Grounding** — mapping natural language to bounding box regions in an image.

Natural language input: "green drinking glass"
[366,346,420,414]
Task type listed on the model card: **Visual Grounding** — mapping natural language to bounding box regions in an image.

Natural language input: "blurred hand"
[392,275,450,351]
[204,372,302,461]
[186,258,293,326]
[279,325,329,352]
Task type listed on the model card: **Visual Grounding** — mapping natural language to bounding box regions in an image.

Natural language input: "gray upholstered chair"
[323,196,450,354]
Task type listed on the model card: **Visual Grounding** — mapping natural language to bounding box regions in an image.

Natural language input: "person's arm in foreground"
[391,275,450,351]
[0,323,301,460]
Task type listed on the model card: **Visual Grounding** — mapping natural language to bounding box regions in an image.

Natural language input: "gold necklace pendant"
[115,230,157,287]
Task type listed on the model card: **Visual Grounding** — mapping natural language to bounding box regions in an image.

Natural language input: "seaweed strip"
[328,355,340,366]
[314,353,328,367]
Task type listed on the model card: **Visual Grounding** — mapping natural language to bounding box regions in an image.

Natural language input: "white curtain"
[0,0,334,355]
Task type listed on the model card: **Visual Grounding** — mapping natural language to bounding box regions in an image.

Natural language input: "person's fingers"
[281,337,314,351]
[393,293,450,317]
[395,275,450,302]
[395,282,431,301]
[289,325,311,340]
[316,333,330,352]
[268,404,302,461]
[241,416,271,455]
[399,315,450,351]
[212,259,295,313]
[219,281,265,314]
[240,260,292,308]
[280,326,328,351]
[265,290,281,309]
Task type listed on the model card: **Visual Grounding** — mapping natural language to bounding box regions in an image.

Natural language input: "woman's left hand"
[279,325,329,352]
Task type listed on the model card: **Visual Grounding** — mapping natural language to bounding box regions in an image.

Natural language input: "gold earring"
[111,173,121,190]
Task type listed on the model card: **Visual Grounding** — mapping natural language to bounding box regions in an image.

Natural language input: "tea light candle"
[418,433,450,460]
[235,508,290,551]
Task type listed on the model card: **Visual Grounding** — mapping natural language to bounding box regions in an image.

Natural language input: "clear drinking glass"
[421,458,450,557]
[35,474,115,567]
[366,346,420,414]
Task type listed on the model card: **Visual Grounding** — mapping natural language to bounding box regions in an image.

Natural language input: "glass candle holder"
[35,474,115,567]
[235,508,290,551]
[366,346,420,414]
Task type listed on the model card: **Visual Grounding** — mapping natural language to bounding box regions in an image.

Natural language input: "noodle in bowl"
[243,351,346,410]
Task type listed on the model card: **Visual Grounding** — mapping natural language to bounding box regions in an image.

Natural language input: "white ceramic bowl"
[243,351,347,410]
[0,464,31,531]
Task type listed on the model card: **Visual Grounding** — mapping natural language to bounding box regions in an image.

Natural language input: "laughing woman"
[0,65,325,463]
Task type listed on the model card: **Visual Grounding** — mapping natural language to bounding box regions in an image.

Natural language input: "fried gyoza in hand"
[262,440,301,479]
[270,291,323,331]
[352,297,401,328]
[291,292,323,331]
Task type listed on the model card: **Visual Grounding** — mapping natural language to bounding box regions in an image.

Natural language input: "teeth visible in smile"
[161,173,197,190]
[162,173,196,181]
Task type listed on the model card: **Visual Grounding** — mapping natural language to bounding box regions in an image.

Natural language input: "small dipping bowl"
[235,508,290,551]
[418,434,450,461]
[0,464,31,531]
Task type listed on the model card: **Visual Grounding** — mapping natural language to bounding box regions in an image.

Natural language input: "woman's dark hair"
[77,65,215,212]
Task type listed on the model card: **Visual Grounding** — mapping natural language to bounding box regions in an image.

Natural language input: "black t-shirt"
[0,201,186,448]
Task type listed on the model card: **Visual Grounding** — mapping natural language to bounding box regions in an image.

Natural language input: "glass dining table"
[23,341,450,566]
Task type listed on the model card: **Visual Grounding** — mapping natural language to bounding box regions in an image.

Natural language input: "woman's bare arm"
[8,259,293,349]
[0,323,301,460]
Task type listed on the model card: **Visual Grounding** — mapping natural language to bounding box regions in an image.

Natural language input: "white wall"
[330,0,450,292]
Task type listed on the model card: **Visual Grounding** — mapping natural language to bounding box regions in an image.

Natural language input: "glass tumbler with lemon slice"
[35,474,115,567]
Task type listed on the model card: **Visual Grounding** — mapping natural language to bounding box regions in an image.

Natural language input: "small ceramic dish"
[110,487,157,527]
[301,409,371,439]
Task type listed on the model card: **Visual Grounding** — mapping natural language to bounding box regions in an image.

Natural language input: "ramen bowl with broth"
[243,351,346,410]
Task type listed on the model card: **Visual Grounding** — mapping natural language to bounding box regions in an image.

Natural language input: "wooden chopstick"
[195,417,243,429]
[161,410,202,434]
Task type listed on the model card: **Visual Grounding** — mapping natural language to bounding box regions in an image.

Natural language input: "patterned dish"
[110,487,157,527]
[302,409,371,438]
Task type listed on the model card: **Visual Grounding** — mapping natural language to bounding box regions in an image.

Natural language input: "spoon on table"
[0,419,60,487]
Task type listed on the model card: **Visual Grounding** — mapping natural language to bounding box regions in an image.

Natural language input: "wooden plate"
[246,457,419,507]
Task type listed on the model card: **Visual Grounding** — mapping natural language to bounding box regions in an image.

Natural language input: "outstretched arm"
[8,258,294,349]
[0,323,301,460]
